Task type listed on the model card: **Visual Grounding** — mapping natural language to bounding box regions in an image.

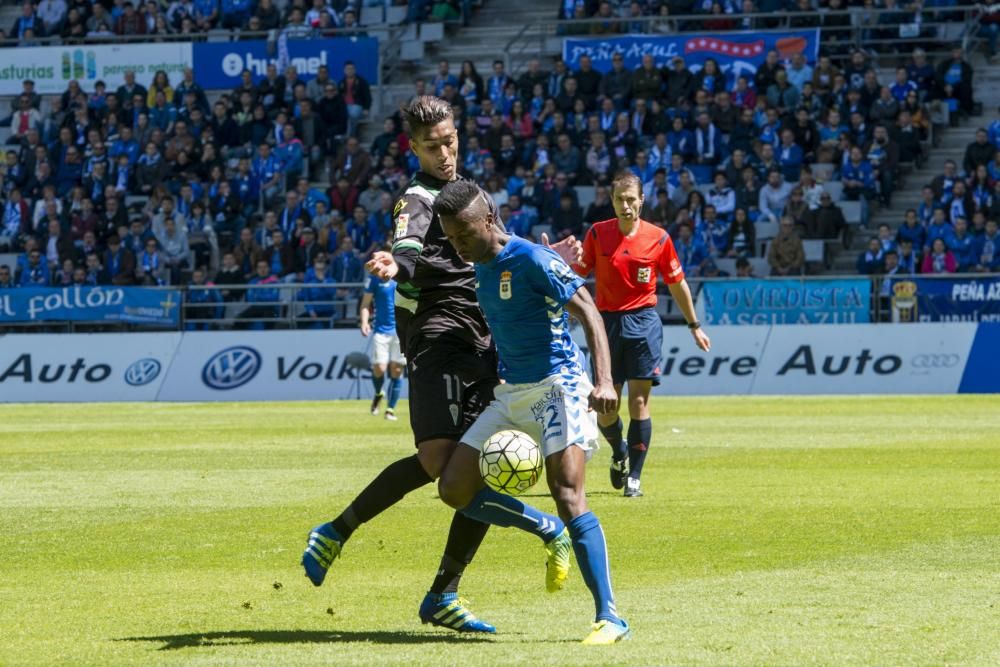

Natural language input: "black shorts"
[406,336,499,445]
[601,308,663,387]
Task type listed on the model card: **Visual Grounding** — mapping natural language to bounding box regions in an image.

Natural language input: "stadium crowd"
[0,0,463,44]
[0,0,995,326]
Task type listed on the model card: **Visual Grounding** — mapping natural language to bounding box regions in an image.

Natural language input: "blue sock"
[627,418,651,481]
[569,512,619,623]
[372,374,385,395]
[460,488,563,542]
[387,377,401,409]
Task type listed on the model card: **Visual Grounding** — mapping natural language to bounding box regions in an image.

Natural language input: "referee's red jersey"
[574,218,685,312]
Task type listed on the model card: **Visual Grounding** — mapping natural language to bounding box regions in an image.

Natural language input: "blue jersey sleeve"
[527,245,584,308]
[364,274,377,294]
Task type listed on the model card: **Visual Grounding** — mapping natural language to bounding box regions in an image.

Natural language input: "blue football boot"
[419,592,496,633]
[301,522,344,587]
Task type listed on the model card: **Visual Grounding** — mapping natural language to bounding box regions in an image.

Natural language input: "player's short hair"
[402,96,453,139]
[434,180,485,219]
[611,171,642,197]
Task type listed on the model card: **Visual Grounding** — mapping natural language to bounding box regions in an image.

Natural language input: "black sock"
[429,511,490,595]
[599,418,626,461]
[372,375,385,394]
[627,418,652,480]
[332,454,432,541]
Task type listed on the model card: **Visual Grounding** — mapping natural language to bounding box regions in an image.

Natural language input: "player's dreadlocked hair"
[433,179,484,219]
[611,171,643,197]
[402,96,454,138]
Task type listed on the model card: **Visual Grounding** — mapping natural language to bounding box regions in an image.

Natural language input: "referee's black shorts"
[600,307,663,387]
[406,335,499,445]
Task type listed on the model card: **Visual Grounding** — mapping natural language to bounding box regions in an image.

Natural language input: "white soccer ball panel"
[479,430,543,496]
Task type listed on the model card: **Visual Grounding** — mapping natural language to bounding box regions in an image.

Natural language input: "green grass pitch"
[2,396,999,666]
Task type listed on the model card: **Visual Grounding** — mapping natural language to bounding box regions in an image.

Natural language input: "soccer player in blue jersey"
[433,180,630,645]
[360,245,404,422]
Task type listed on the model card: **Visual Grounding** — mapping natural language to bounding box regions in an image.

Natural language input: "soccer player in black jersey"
[302,96,581,632]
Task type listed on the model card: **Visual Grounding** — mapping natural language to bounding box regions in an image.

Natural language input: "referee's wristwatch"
[687,321,702,331]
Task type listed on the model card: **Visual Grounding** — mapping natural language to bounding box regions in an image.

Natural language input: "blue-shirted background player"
[433,180,630,645]
[360,245,404,421]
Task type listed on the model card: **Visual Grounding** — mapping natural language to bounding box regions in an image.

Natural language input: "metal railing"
[2,273,995,334]
[503,7,983,76]
[181,281,367,329]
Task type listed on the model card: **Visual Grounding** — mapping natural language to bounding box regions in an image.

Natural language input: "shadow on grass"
[119,629,495,650]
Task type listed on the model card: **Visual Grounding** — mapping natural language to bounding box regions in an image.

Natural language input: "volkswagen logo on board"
[124,358,162,386]
[202,346,262,390]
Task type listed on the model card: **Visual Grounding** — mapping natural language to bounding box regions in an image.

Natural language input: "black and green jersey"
[390,172,492,356]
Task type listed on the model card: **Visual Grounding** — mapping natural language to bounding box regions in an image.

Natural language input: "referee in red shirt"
[574,172,711,497]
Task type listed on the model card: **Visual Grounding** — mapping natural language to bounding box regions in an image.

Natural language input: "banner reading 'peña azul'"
[562,29,820,81]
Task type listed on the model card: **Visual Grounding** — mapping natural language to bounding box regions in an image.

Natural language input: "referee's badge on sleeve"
[394,214,409,240]
[637,266,652,283]
[500,271,512,300]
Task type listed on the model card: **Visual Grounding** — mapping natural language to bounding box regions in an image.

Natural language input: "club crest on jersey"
[394,213,409,240]
[637,266,652,283]
[499,271,512,300]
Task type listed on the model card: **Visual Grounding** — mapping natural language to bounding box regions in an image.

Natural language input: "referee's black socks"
[627,419,652,480]
[599,418,627,462]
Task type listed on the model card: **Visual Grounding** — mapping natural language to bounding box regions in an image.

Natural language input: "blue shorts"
[600,308,663,387]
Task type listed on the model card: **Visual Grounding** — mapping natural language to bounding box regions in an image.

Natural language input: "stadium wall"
[0,325,996,403]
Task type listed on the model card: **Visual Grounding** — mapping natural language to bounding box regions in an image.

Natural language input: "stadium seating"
[0,0,994,331]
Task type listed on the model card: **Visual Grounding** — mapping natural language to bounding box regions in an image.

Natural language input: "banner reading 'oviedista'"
[698,278,871,325]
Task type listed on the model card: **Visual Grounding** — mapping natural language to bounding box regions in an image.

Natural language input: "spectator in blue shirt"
[432,61,459,97]
[275,123,305,185]
[857,237,885,274]
[695,205,730,257]
[185,268,223,330]
[367,203,393,249]
[346,206,373,256]
[974,219,1000,271]
[988,112,1000,151]
[842,146,876,225]
[18,247,48,286]
[896,209,926,250]
[148,91,176,133]
[192,0,218,29]
[667,117,695,162]
[299,255,338,328]
[889,68,919,102]
[330,236,363,284]
[674,222,708,276]
[220,0,252,28]
[252,143,282,204]
[240,259,282,330]
[776,129,804,183]
[925,208,952,254]
[0,264,14,288]
[948,217,977,271]
[109,125,140,166]
[506,193,537,237]
[876,223,897,254]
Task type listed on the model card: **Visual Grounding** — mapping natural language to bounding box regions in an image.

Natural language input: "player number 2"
[442,373,461,401]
